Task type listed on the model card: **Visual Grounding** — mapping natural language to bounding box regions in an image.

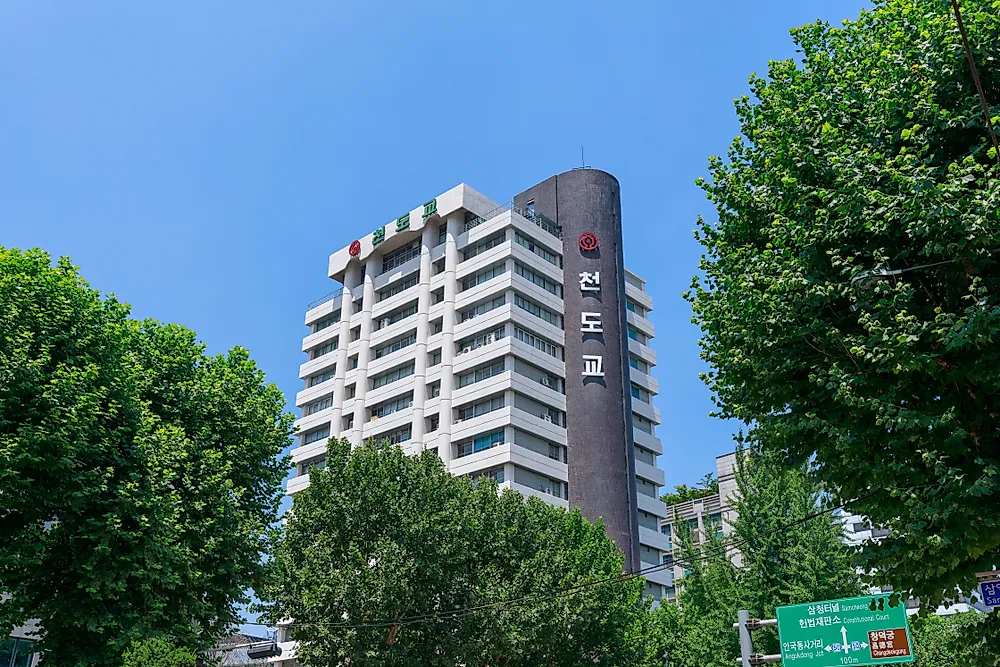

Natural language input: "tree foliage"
[262,438,658,667]
[659,473,719,506]
[121,637,197,667]
[0,248,293,665]
[911,611,989,666]
[665,447,861,667]
[686,0,1000,636]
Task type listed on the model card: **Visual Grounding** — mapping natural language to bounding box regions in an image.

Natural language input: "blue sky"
[1,1,869,494]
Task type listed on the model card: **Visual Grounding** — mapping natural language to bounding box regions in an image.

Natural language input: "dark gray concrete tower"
[515,169,640,572]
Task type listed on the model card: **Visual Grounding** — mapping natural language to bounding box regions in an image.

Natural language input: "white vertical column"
[350,258,378,446]
[330,263,362,437]
[435,214,463,467]
[409,223,436,447]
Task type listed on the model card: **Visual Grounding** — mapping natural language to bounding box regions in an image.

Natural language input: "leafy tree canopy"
[686,0,1000,635]
[0,248,293,666]
[261,438,661,667]
[660,473,719,507]
[121,637,197,667]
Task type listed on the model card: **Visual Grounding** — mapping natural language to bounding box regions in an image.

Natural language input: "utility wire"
[950,0,1000,166]
[243,486,912,631]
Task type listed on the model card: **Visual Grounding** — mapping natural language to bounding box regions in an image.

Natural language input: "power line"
[243,486,908,631]
[950,0,1000,166]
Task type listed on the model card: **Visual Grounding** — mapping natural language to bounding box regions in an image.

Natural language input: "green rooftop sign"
[776,595,914,666]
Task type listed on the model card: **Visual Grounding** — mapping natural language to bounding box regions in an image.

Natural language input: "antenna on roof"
[575,146,590,170]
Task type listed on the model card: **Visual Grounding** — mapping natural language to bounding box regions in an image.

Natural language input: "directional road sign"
[980,577,1000,608]
[776,594,915,666]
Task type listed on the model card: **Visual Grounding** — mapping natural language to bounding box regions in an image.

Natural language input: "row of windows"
[513,326,561,359]
[514,262,559,296]
[514,231,559,266]
[514,293,560,327]
[461,263,507,292]
[631,384,651,404]
[373,362,415,389]
[377,302,418,330]
[303,426,330,445]
[625,298,648,318]
[470,467,505,484]
[460,296,505,323]
[457,358,505,388]
[457,394,505,422]
[374,331,416,359]
[370,392,414,419]
[311,310,340,333]
[629,355,650,374]
[456,429,505,458]
[305,394,333,416]
[457,326,506,355]
[310,338,338,360]
[382,241,420,273]
[378,272,418,301]
[307,367,337,387]
[463,233,506,261]
[628,326,649,345]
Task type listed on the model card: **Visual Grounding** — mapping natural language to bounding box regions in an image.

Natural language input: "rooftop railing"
[464,201,562,238]
[306,291,339,312]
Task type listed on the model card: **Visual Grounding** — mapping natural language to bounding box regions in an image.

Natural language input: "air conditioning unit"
[540,377,551,387]
[454,418,463,424]
[461,347,471,355]
[544,486,553,495]
[380,318,391,328]
[541,414,552,423]
[485,334,493,344]
[408,401,414,407]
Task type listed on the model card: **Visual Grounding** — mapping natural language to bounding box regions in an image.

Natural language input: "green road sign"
[776,595,914,666]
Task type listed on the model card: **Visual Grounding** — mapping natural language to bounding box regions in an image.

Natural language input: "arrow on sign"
[841,627,850,653]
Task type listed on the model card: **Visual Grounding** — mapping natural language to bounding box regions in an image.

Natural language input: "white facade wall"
[290,184,667,594]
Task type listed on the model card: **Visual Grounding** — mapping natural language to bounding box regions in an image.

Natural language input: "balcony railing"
[306,291,340,312]
[464,201,562,238]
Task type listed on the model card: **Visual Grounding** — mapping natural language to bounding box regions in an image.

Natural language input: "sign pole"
[738,610,755,667]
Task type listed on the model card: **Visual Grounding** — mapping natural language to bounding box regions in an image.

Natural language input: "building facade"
[287,173,670,599]
[658,452,739,601]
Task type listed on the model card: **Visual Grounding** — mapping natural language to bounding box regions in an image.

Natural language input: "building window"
[514,262,559,296]
[374,331,417,359]
[376,302,418,330]
[513,326,561,359]
[427,380,441,398]
[312,310,340,333]
[378,273,418,301]
[0,638,36,667]
[662,554,674,567]
[460,263,507,292]
[310,339,338,360]
[376,424,412,445]
[437,224,447,246]
[514,293,560,326]
[631,384,650,403]
[297,454,327,476]
[470,467,505,485]
[350,326,361,342]
[307,368,337,387]
[303,426,330,445]
[429,349,442,367]
[456,429,505,458]
[381,240,420,273]
[433,258,445,275]
[427,413,440,432]
[625,299,647,317]
[346,383,356,399]
[305,394,333,416]
[432,318,444,334]
[370,393,413,420]
[343,414,354,430]
[627,326,649,345]
[457,358,505,388]
[457,394,505,422]
[514,231,558,265]
[462,232,506,262]
[373,362,415,389]
[708,512,724,537]
[460,296,505,323]
[349,355,359,370]
[629,356,649,374]
[456,326,506,355]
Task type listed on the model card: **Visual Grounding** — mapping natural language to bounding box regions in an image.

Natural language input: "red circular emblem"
[578,232,599,252]
[349,240,361,257]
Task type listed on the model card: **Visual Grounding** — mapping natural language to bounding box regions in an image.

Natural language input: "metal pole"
[738,610,754,667]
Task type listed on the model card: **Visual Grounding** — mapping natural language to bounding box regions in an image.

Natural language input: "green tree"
[667,447,860,666]
[659,473,719,506]
[686,0,1000,635]
[911,612,988,667]
[0,248,293,665]
[261,438,651,666]
[121,637,197,667]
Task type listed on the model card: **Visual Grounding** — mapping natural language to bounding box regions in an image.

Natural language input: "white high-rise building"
[287,178,669,598]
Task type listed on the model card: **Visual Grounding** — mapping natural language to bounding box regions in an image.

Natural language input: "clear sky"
[1,1,869,494]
